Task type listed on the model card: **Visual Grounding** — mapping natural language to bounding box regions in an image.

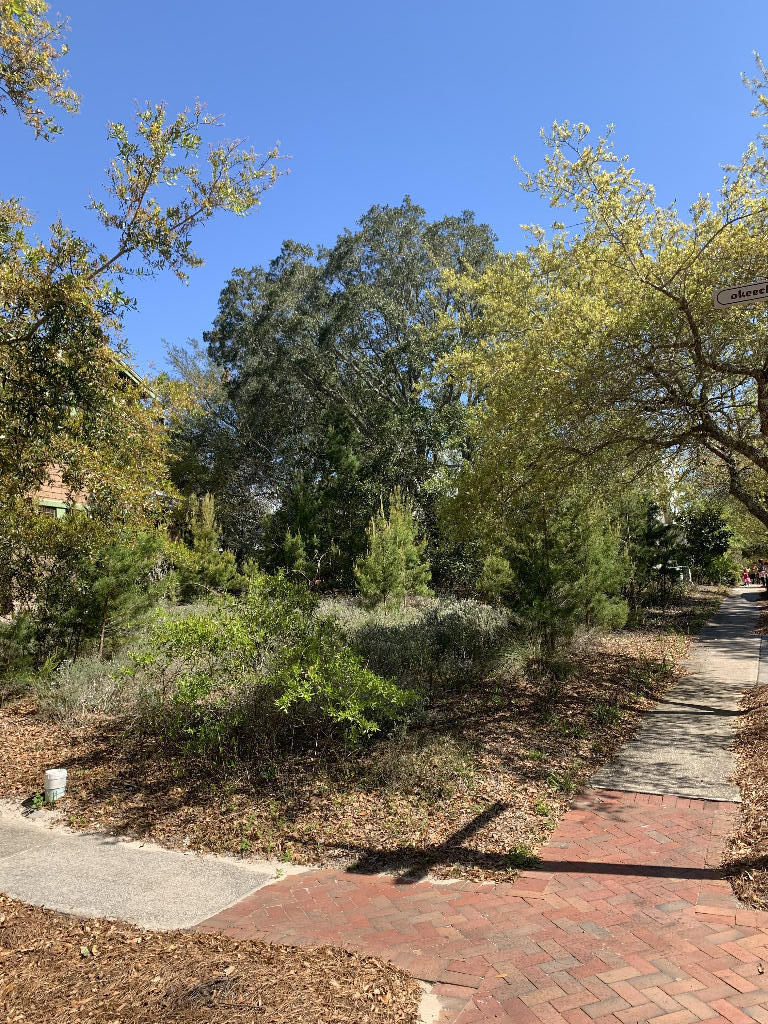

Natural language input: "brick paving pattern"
[199,789,768,1023]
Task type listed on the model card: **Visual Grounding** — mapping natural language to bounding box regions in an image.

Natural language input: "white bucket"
[44,768,67,804]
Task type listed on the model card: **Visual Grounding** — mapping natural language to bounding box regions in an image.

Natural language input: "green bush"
[320,595,509,689]
[698,553,739,586]
[493,494,629,653]
[131,570,417,763]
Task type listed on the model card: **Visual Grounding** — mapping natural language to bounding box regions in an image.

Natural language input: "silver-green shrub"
[319,595,509,688]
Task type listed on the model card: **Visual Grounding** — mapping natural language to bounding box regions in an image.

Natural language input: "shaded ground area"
[0,894,419,1024]
[200,790,768,1024]
[0,589,721,883]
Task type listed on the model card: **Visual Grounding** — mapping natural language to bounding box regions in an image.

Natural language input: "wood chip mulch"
[0,590,723,885]
[0,894,419,1024]
[725,604,768,910]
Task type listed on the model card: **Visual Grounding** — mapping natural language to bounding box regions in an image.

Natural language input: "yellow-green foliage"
[354,488,432,605]
[438,58,768,534]
[0,0,79,138]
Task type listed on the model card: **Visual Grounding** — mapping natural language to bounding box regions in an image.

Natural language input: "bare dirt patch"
[0,893,419,1024]
[0,589,722,884]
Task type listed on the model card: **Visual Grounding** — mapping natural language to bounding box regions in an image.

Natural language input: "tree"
[167,493,242,602]
[1,2,283,503]
[354,488,432,606]
[6,513,165,664]
[441,57,768,532]
[283,529,313,582]
[2,101,282,502]
[681,502,733,574]
[0,6,285,652]
[0,0,79,138]
[486,491,627,655]
[477,553,515,605]
[0,366,177,621]
[172,198,497,581]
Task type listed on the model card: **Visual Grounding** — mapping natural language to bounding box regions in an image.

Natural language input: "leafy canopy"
[440,56,768,532]
[1,100,283,499]
[171,197,496,579]
[0,0,78,138]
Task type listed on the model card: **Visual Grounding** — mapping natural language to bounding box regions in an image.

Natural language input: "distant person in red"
[743,568,752,586]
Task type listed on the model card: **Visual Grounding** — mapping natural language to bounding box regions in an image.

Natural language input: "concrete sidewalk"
[0,804,305,929]
[590,587,764,801]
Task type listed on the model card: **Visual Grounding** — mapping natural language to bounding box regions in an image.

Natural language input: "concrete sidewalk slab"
[590,587,763,801]
[0,806,306,929]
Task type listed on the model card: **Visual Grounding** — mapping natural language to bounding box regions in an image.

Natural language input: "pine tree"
[354,488,431,606]
[91,533,164,658]
[172,493,242,600]
[283,529,312,581]
[477,553,515,605]
[501,493,628,656]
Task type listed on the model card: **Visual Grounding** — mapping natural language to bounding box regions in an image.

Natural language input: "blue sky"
[5,0,768,372]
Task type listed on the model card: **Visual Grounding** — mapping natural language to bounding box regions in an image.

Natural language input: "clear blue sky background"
[5,0,768,373]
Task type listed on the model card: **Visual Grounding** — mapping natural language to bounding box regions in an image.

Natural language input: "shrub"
[33,656,129,725]
[0,614,37,704]
[131,570,417,763]
[320,595,509,689]
[698,553,739,586]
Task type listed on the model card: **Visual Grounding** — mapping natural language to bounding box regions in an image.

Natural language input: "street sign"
[713,280,768,308]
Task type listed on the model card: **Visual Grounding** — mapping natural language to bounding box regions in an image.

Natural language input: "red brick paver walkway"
[199,789,768,1023]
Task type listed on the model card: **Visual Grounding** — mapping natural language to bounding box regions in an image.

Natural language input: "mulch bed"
[0,590,722,884]
[0,894,419,1024]
[725,605,768,909]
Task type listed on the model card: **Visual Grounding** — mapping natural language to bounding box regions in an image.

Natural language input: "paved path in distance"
[591,588,763,801]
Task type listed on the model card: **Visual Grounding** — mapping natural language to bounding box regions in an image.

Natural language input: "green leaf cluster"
[135,568,417,756]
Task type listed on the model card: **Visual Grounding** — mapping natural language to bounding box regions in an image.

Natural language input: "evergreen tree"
[500,492,628,655]
[355,488,432,606]
[283,529,312,582]
[20,517,165,663]
[476,553,515,605]
[170,493,242,601]
[621,498,681,604]
[90,533,165,658]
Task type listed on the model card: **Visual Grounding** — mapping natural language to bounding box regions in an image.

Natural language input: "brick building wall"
[33,465,88,517]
